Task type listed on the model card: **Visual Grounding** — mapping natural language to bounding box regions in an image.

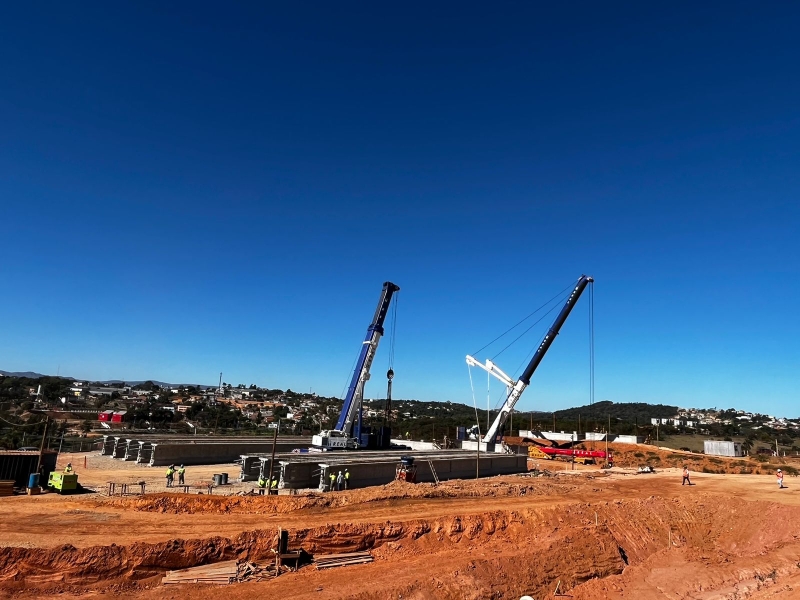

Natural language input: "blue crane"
[312,281,400,449]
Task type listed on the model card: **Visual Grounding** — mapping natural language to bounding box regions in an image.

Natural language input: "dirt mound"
[580,442,800,476]
[94,476,582,515]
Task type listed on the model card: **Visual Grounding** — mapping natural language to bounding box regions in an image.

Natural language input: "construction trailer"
[704,440,745,457]
[0,450,58,488]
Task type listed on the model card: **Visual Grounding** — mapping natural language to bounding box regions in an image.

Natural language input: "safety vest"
[64,466,72,473]
[271,478,278,489]
[258,477,266,487]
[329,473,336,482]
[166,468,174,476]
[344,471,350,480]
[178,468,185,475]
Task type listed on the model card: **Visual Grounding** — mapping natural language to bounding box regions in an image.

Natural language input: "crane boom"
[336,281,400,437]
[471,275,593,445]
[312,281,399,450]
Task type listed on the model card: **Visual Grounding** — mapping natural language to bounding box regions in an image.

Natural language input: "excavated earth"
[2,465,800,599]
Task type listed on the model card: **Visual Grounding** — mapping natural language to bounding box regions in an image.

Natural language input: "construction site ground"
[2,447,800,599]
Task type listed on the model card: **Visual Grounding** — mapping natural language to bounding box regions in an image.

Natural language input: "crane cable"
[467,279,578,415]
[467,363,483,441]
[589,280,595,406]
[387,293,399,371]
[492,292,569,362]
[481,279,595,413]
[471,277,581,357]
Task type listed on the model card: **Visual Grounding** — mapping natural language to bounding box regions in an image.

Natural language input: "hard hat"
[778,468,782,472]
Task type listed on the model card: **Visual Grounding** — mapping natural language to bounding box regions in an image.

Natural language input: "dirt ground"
[2,448,800,599]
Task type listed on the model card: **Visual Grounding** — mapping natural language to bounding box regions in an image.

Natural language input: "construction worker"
[329,471,336,492]
[64,463,73,474]
[682,466,691,486]
[270,476,278,495]
[344,468,350,490]
[405,431,410,440]
[257,475,267,495]
[777,469,785,489]
[177,464,186,486]
[165,465,175,488]
[336,470,343,492]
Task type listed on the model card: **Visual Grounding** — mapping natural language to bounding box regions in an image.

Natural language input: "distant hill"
[553,401,678,423]
[0,370,64,379]
[0,370,213,389]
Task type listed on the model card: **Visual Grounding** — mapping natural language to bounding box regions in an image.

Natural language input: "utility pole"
[571,431,575,471]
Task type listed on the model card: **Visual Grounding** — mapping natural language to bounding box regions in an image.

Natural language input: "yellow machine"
[48,472,79,494]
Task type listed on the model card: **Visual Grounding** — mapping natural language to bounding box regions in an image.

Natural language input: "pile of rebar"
[314,552,374,569]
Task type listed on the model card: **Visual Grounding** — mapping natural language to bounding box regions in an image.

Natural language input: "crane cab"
[312,430,359,450]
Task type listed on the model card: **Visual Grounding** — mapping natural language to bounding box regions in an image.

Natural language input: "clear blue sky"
[1,3,798,416]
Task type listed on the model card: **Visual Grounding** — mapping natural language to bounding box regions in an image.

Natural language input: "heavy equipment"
[528,445,612,465]
[312,281,400,450]
[466,275,593,446]
[394,456,417,483]
[47,471,79,494]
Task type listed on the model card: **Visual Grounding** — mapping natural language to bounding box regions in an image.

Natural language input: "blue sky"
[1,3,798,415]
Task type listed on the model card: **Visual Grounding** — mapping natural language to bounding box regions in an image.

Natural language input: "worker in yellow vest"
[64,463,73,474]
[257,475,267,495]
[270,476,278,495]
[344,469,350,489]
[329,471,336,491]
[177,465,186,485]
[165,465,175,488]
